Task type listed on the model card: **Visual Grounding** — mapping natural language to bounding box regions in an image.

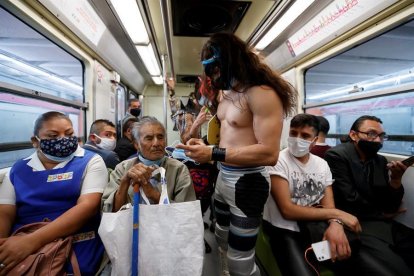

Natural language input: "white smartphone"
[311,240,331,261]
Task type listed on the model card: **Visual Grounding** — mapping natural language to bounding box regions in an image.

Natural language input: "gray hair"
[131,116,165,143]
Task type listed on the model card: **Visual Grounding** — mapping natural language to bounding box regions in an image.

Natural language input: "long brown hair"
[201,32,297,117]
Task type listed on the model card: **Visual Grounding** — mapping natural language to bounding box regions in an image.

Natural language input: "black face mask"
[130,108,141,117]
[358,139,382,157]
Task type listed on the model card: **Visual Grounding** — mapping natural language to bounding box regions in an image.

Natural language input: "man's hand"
[387,161,407,188]
[126,163,160,203]
[323,223,351,262]
[126,163,155,186]
[193,107,212,129]
[383,206,407,219]
[176,139,213,164]
[337,211,362,233]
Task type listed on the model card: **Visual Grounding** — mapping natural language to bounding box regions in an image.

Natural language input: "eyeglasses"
[356,131,389,141]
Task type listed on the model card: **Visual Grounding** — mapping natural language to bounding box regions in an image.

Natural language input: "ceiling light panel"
[256,0,316,50]
[110,0,149,44]
[136,43,161,76]
[152,76,163,85]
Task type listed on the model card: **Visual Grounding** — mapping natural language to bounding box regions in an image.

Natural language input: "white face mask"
[94,134,116,151]
[288,136,312,157]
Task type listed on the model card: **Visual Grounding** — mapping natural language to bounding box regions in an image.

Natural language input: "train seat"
[0,168,10,187]
[255,224,334,276]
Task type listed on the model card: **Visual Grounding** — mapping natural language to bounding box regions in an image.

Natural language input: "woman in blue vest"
[0,111,108,275]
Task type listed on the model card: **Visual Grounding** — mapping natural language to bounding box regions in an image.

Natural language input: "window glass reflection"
[0,7,83,102]
[307,91,414,155]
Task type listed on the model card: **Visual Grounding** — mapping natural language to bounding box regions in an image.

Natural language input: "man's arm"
[271,175,344,221]
[107,152,120,170]
[270,175,359,260]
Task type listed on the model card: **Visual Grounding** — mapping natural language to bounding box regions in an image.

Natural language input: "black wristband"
[212,146,226,162]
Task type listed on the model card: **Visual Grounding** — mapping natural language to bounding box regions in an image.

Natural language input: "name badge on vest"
[47,172,74,182]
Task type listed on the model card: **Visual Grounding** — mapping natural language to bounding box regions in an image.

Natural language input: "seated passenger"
[263,113,361,276]
[325,115,414,275]
[0,111,107,275]
[83,119,120,170]
[309,115,331,158]
[114,117,138,161]
[102,116,196,212]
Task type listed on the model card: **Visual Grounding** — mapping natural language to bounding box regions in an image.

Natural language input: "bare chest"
[217,93,252,128]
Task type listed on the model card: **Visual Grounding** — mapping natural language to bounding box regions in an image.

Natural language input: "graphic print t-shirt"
[263,148,333,232]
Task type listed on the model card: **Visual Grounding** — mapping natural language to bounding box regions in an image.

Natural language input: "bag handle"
[140,167,170,205]
[70,250,81,276]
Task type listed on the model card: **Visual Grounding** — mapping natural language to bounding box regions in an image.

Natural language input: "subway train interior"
[1,0,414,275]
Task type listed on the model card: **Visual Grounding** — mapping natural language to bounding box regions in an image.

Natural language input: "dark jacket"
[114,137,136,162]
[325,142,404,220]
[83,142,120,170]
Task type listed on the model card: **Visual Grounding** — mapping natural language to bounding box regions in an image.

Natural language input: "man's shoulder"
[309,153,330,167]
[270,149,291,171]
[83,143,99,154]
[164,157,186,168]
[278,148,290,160]
[245,85,276,96]
[102,150,119,160]
[116,137,132,146]
[163,158,189,174]
[326,142,351,155]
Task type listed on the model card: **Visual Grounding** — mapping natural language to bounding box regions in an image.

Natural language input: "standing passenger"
[0,111,107,275]
[115,117,139,161]
[116,98,141,139]
[310,115,331,158]
[125,98,141,120]
[177,33,297,276]
[84,119,120,170]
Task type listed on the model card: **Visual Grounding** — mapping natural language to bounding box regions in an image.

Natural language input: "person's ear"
[90,133,99,143]
[31,136,39,148]
[349,131,358,142]
[213,65,220,76]
[309,136,318,150]
[133,141,140,151]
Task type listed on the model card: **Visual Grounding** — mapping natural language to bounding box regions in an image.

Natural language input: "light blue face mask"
[138,154,165,166]
[198,96,208,106]
[165,147,197,164]
[42,152,76,163]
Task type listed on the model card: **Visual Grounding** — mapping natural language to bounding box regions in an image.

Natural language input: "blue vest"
[9,151,104,276]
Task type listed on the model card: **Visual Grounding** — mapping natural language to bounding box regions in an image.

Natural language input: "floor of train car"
[202,208,221,276]
[201,209,266,276]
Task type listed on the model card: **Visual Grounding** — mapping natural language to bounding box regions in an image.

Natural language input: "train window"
[0,6,85,168]
[0,91,84,168]
[0,7,83,103]
[304,19,414,155]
